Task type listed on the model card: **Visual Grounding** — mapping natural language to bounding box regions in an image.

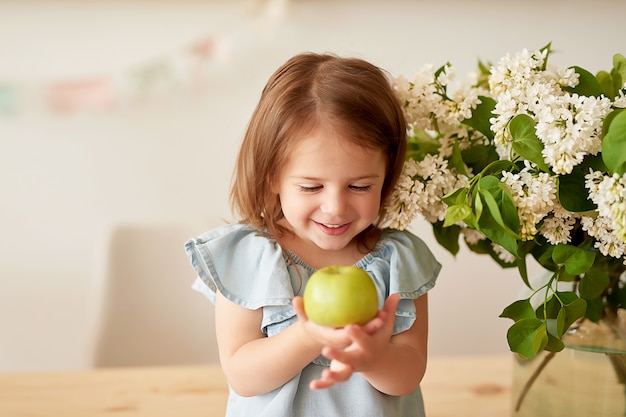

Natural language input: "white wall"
[1,0,624,372]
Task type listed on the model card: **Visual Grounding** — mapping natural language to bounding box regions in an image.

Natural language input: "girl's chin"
[310,235,355,252]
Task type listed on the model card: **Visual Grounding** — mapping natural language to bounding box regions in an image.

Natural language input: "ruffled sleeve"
[184,223,303,335]
[185,224,440,338]
[184,223,294,308]
[356,229,441,334]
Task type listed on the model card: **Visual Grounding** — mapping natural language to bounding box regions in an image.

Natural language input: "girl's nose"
[320,190,347,215]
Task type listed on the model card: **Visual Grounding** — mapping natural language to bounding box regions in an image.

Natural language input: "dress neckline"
[282,232,390,272]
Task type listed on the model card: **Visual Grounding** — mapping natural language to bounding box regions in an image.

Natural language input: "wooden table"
[0,355,512,417]
[421,355,513,417]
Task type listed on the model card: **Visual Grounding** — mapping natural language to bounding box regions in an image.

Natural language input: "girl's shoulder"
[356,228,442,298]
[360,228,440,271]
[347,228,442,335]
[186,222,275,255]
[184,222,296,309]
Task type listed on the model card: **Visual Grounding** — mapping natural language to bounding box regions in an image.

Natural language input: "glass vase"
[512,310,626,417]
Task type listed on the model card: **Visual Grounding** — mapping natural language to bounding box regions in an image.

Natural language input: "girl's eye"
[349,185,372,192]
[299,185,322,193]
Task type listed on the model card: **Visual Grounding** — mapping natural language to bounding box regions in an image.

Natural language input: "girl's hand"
[293,296,370,350]
[292,296,386,348]
[294,293,401,390]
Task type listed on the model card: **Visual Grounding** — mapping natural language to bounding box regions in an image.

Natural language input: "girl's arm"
[358,294,428,395]
[299,293,429,396]
[214,290,356,397]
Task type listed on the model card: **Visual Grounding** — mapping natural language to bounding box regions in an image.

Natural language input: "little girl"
[185,52,441,416]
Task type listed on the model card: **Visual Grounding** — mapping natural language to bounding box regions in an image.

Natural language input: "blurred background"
[1,0,624,372]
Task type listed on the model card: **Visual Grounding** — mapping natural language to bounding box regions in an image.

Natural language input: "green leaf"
[432,221,461,256]
[602,108,624,137]
[463,211,479,230]
[500,299,536,321]
[580,153,608,173]
[506,319,548,359]
[536,293,561,320]
[465,238,518,268]
[557,168,597,212]
[545,318,560,338]
[532,241,558,271]
[443,203,472,227]
[449,141,468,176]
[557,298,587,335]
[463,96,496,140]
[509,114,550,172]
[516,241,535,288]
[558,267,577,282]
[542,317,566,352]
[478,186,504,224]
[584,296,604,322]
[579,270,610,299]
[434,63,451,85]
[441,187,467,206]
[563,66,608,97]
[482,159,517,177]
[612,53,626,95]
[476,208,520,257]
[552,244,595,276]
[596,70,616,99]
[602,110,626,175]
[473,191,483,222]
[479,176,520,234]
[406,130,440,161]
[461,144,498,174]
[594,54,626,100]
[543,332,565,352]
[555,291,579,305]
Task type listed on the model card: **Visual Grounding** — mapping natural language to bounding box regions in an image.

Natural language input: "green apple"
[303,265,379,328]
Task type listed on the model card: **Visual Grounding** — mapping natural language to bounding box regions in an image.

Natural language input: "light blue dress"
[184,223,441,417]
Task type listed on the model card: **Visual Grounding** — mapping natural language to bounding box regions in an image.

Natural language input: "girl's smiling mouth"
[315,221,351,235]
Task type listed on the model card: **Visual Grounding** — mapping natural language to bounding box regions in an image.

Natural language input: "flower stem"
[514,351,556,412]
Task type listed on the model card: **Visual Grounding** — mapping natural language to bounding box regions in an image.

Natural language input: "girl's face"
[275,127,386,260]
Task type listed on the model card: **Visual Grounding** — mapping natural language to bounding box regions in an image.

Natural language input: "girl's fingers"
[309,361,353,390]
[292,296,307,319]
[293,296,352,348]
[361,316,385,333]
[320,332,368,369]
[383,293,401,317]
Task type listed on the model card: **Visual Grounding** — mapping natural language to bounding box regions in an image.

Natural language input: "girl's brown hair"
[230,52,407,244]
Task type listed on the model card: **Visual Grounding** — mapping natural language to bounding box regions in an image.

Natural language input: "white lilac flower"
[492,242,517,264]
[393,64,483,136]
[486,47,610,175]
[488,48,547,98]
[554,66,580,89]
[500,165,557,240]
[436,89,488,158]
[614,85,626,108]
[383,155,468,229]
[586,171,626,244]
[539,205,578,245]
[393,66,445,131]
[436,65,455,87]
[536,94,611,175]
[452,79,486,121]
[490,94,520,149]
[383,162,422,230]
[391,46,626,271]
[580,215,626,260]
[461,227,486,245]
